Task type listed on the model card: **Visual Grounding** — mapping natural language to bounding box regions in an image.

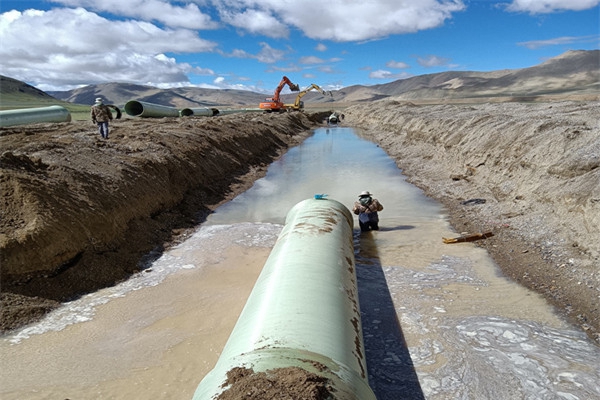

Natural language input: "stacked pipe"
[125,100,264,118]
[193,198,377,400]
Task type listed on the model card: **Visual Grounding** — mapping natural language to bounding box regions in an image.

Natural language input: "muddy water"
[1,127,599,399]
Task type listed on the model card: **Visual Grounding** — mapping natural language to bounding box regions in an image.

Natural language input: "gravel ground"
[344,100,600,344]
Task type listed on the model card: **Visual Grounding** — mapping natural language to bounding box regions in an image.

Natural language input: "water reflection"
[206,127,441,226]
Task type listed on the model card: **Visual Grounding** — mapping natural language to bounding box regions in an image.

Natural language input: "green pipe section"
[179,107,219,117]
[193,198,376,400]
[214,108,263,115]
[0,105,71,127]
[124,100,180,118]
[178,107,263,117]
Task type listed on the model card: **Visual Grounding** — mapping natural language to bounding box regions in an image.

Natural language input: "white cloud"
[219,8,288,38]
[369,69,412,80]
[255,42,288,63]
[506,0,600,13]
[386,60,411,69]
[318,66,337,74]
[211,0,466,42]
[0,7,217,90]
[315,43,327,52]
[417,55,451,68]
[518,35,599,49]
[220,42,290,64]
[51,0,218,29]
[299,56,325,65]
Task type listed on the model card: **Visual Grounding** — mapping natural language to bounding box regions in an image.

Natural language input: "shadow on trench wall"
[355,230,425,400]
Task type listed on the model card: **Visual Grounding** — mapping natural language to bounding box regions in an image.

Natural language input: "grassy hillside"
[1,76,91,120]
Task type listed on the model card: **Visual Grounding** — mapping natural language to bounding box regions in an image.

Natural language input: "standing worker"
[353,191,384,232]
[90,97,113,139]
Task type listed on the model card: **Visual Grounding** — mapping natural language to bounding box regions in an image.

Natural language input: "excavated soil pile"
[345,100,600,343]
[217,367,332,400]
[0,111,326,332]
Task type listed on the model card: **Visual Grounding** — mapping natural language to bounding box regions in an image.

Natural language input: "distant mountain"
[0,76,58,102]
[351,49,599,101]
[47,82,268,108]
[5,49,599,108]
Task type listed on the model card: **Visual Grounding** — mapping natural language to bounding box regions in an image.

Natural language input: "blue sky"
[1,0,598,93]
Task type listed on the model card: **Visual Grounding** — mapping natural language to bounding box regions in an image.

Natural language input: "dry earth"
[344,100,600,344]
[1,102,599,348]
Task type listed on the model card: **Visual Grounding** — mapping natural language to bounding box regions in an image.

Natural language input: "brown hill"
[46,82,267,108]
[362,49,599,101]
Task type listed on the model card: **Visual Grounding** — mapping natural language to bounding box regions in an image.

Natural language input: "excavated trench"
[1,125,599,400]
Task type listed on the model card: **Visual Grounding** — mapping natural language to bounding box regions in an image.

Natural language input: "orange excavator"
[259,76,300,112]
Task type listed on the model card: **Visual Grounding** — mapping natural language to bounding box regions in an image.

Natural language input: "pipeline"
[0,105,71,127]
[124,100,180,118]
[179,107,219,117]
[193,198,376,400]
[215,108,263,115]
[179,107,264,117]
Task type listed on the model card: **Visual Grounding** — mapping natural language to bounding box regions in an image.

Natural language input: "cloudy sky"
[1,0,598,93]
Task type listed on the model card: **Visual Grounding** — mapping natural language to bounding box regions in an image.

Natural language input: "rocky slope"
[344,100,600,343]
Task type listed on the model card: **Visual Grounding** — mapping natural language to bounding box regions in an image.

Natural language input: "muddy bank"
[0,111,327,332]
[344,100,600,343]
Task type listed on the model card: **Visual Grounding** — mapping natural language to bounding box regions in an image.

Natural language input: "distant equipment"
[259,76,300,112]
[328,111,344,125]
[285,83,332,111]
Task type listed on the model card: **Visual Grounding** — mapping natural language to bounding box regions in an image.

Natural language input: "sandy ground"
[1,102,598,347]
[344,100,599,344]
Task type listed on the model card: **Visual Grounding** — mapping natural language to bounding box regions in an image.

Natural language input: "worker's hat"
[359,191,372,197]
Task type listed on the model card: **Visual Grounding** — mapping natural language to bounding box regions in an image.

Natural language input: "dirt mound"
[0,111,328,332]
[344,100,600,343]
[217,367,332,400]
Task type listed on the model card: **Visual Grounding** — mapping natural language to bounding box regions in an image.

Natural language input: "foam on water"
[377,256,600,399]
[4,222,281,344]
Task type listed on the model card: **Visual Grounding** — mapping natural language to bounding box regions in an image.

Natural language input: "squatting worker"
[90,97,113,139]
[352,190,384,232]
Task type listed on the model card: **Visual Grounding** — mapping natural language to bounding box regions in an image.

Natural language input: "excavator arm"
[259,76,300,111]
[286,84,332,110]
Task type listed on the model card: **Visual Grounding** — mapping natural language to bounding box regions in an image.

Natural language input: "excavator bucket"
[290,83,300,91]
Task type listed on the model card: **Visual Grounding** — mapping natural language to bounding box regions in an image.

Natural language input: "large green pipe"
[124,100,180,118]
[193,198,376,400]
[0,105,71,127]
[179,107,219,117]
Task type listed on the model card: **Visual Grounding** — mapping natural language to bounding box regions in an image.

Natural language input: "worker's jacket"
[91,105,113,123]
[352,198,383,222]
